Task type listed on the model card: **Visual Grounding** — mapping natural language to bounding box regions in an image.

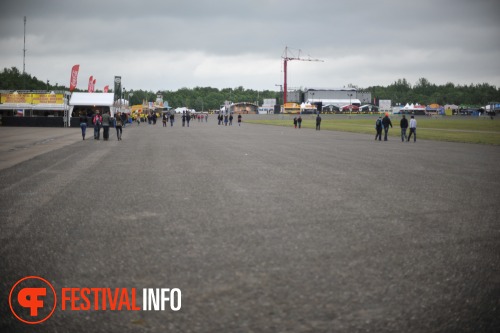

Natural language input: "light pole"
[348,93,353,114]
[121,87,125,111]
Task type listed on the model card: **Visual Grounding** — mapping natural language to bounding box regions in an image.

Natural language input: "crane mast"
[282,46,323,105]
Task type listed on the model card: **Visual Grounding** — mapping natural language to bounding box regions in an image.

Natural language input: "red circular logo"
[9,276,57,324]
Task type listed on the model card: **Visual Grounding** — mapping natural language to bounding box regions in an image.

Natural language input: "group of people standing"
[79,110,125,141]
[218,113,242,126]
[292,114,322,130]
[375,113,417,142]
[293,116,303,129]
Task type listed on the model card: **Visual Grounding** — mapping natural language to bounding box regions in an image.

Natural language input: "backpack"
[376,119,382,127]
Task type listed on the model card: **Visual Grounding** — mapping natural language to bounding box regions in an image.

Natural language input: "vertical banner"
[104,85,109,93]
[92,79,96,92]
[69,65,80,91]
[88,76,93,92]
[114,76,121,103]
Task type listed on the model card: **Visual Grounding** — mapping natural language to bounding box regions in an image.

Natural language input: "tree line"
[367,78,500,107]
[1,67,499,109]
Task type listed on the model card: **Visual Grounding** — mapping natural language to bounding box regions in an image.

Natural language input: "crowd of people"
[375,113,417,142]
[78,110,126,141]
[79,110,417,143]
[217,113,243,126]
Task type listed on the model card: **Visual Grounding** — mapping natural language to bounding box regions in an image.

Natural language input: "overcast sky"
[1,0,499,93]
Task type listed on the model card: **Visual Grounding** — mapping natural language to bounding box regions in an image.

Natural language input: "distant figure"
[298,116,302,129]
[162,113,167,127]
[186,113,191,127]
[293,117,298,129]
[205,114,208,122]
[382,113,393,141]
[115,112,123,141]
[238,114,242,126]
[229,114,233,126]
[316,114,322,131]
[182,112,186,127]
[79,112,88,140]
[121,113,127,128]
[92,111,102,140]
[102,111,111,141]
[224,114,228,126]
[400,114,408,142]
[375,116,383,141]
[170,113,175,127]
[408,116,417,142]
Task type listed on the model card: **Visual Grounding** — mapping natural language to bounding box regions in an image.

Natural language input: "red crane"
[282,46,324,105]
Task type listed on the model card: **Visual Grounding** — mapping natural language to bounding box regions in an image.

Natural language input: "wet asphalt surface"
[0,119,499,332]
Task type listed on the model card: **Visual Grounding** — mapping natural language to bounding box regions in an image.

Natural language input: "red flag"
[69,65,80,91]
[88,76,93,92]
[104,85,109,93]
[92,79,96,93]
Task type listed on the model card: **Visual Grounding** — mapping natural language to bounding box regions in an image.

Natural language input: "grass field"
[245,115,500,145]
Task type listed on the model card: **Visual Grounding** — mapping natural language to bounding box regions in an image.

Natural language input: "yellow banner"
[1,93,32,104]
[32,94,64,104]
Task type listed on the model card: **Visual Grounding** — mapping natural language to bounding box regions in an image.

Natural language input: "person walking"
[224,114,228,126]
[229,114,233,126]
[162,113,167,127]
[382,113,393,141]
[408,115,417,142]
[92,111,102,140]
[170,113,175,127]
[186,112,191,127]
[316,114,322,130]
[181,112,186,127]
[102,110,111,141]
[115,112,123,141]
[293,116,298,129]
[298,115,303,129]
[375,116,383,141]
[400,114,408,142]
[238,114,242,126]
[121,113,127,128]
[79,111,88,140]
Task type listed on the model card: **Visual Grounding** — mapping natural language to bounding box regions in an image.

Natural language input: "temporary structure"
[68,92,115,125]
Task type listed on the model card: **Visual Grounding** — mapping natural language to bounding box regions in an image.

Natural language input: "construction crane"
[282,46,324,105]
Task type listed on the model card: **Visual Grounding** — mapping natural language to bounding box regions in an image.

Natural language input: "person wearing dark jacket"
[382,113,393,141]
[375,116,383,141]
[316,114,322,130]
[400,115,408,142]
[102,111,111,141]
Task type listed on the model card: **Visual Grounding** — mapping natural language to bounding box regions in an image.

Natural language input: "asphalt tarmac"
[1,119,499,332]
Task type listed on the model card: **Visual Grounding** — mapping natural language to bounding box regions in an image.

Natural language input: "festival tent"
[426,103,444,114]
[68,92,115,126]
[341,104,360,111]
[69,92,114,107]
[444,104,459,110]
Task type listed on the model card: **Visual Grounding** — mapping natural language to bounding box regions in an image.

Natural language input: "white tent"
[69,92,114,107]
[68,93,115,127]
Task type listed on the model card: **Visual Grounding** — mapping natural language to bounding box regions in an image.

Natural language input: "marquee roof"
[69,92,114,106]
